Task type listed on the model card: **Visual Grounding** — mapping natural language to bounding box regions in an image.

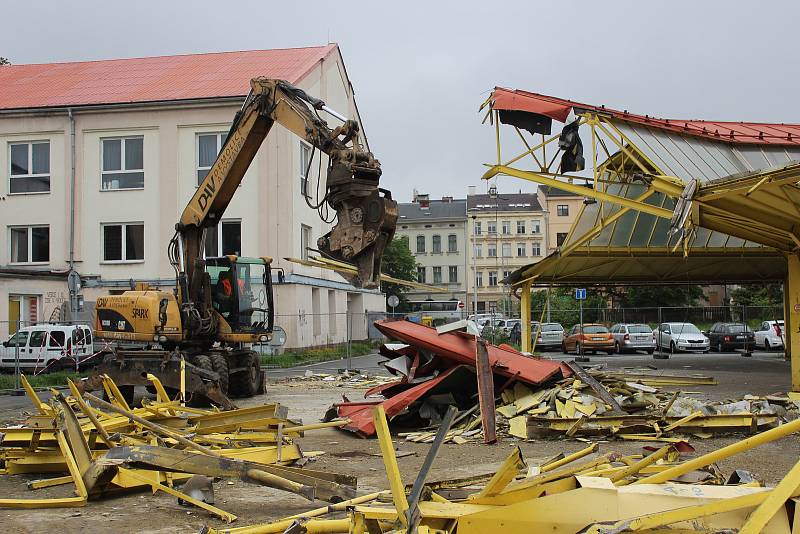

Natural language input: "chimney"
[415,192,430,208]
[441,196,453,203]
[467,185,477,196]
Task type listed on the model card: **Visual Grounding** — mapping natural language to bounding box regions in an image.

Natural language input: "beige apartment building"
[395,193,468,311]
[466,189,547,315]
[0,45,383,347]
[538,185,584,253]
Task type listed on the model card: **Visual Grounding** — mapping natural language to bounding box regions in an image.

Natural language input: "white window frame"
[416,235,426,253]
[196,132,227,186]
[474,221,482,235]
[487,221,497,234]
[432,235,442,253]
[101,136,145,191]
[516,221,525,234]
[447,234,457,253]
[475,271,483,287]
[501,243,512,258]
[101,222,145,264]
[488,243,497,258]
[9,225,49,265]
[301,224,312,261]
[417,266,426,283]
[300,140,312,198]
[474,244,482,258]
[532,242,542,256]
[448,266,458,283]
[517,243,527,257]
[433,266,442,284]
[204,219,242,257]
[9,141,50,195]
[557,204,569,216]
[502,221,511,234]
[489,271,498,286]
[531,221,541,234]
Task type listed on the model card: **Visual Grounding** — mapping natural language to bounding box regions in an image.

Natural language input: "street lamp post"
[471,213,478,317]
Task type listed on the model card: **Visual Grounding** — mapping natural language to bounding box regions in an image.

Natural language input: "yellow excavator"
[90,78,397,407]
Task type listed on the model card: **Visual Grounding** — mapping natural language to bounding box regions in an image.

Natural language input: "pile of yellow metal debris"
[0,374,354,523]
[502,364,798,442]
[208,405,800,534]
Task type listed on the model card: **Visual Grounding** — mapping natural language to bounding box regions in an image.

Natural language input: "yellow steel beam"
[472,447,525,499]
[285,256,447,292]
[20,374,50,415]
[788,254,800,392]
[482,165,674,220]
[520,281,531,352]
[609,445,671,486]
[740,457,800,533]
[372,405,409,525]
[636,415,800,485]
[540,443,599,472]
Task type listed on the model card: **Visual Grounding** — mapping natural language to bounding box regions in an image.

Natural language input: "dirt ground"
[1,352,799,533]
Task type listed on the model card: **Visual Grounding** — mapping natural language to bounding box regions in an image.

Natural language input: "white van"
[0,324,94,371]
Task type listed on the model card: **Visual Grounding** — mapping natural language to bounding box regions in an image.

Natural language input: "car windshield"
[671,323,700,334]
[541,324,562,332]
[727,324,752,333]
[629,325,652,333]
[582,325,608,334]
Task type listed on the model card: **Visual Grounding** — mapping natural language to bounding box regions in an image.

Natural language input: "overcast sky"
[3,1,800,202]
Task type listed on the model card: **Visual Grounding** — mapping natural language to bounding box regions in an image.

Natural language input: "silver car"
[610,323,655,354]
[655,322,710,353]
[532,322,564,350]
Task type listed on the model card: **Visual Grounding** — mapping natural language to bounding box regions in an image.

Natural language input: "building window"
[475,271,483,287]
[556,232,568,246]
[517,243,526,257]
[474,244,482,257]
[432,235,442,253]
[417,266,426,283]
[474,221,482,235]
[8,294,40,333]
[502,243,512,257]
[488,271,498,286]
[204,220,241,257]
[301,224,312,260]
[197,132,227,185]
[487,221,496,234]
[416,235,426,253]
[102,223,144,262]
[300,141,312,198]
[476,300,486,313]
[101,137,144,190]
[9,142,50,193]
[433,266,442,284]
[447,234,457,252]
[448,266,458,283]
[557,204,569,216]
[516,221,525,234]
[503,270,511,281]
[531,221,541,234]
[502,221,511,234]
[532,242,541,256]
[488,243,497,257]
[10,226,49,264]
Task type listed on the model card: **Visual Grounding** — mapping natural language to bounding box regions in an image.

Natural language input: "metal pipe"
[68,108,77,315]
[635,416,800,485]
[321,105,347,123]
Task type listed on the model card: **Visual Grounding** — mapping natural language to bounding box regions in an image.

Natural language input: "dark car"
[707,323,755,352]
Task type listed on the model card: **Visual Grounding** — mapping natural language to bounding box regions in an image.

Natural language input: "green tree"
[622,285,703,308]
[730,283,783,307]
[0,57,9,65]
[380,236,417,310]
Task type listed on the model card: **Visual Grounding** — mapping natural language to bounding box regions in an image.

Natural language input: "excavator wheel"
[186,354,213,407]
[209,353,230,395]
[229,351,262,398]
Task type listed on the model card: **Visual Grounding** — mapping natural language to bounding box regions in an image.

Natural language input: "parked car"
[610,323,656,354]
[562,324,615,355]
[707,322,755,352]
[532,322,565,351]
[655,322,709,353]
[0,324,94,371]
[754,320,785,350]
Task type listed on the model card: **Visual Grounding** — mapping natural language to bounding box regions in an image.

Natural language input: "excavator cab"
[206,256,274,339]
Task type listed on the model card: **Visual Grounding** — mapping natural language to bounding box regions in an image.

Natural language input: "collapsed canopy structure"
[480,87,800,388]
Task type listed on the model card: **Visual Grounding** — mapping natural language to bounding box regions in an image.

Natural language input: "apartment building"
[538,185,584,254]
[0,45,384,347]
[466,189,547,315]
[396,193,467,308]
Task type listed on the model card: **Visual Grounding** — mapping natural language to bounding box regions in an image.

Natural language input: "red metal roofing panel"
[0,45,337,110]
[492,87,800,146]
[373,320,566,385]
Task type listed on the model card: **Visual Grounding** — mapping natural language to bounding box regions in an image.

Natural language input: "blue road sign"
[575,288,587,300]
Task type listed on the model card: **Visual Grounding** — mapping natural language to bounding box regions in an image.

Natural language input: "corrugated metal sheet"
[492,87,800,147]
[0,46,337,110]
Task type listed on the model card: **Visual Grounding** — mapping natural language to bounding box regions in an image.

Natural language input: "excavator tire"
[186,354,213,407]
[209,353,230,395]
[229,351,262,398]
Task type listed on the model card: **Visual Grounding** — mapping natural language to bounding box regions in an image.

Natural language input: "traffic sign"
[575,288,587,300]
[387,295,400,308]
[457,300,465,310]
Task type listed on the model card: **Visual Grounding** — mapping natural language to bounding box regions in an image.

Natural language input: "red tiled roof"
[0,45,337,110]
[492,87,800,146]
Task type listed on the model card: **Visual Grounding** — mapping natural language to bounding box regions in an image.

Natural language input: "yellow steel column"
[520,282,531,353]
[787,254,800,392]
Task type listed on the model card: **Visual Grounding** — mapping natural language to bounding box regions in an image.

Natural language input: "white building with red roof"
[0,45,384,347]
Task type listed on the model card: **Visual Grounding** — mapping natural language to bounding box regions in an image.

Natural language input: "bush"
[260,341,377,368]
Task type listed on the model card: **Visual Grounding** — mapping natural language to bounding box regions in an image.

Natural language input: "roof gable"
[0,45,337,110]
